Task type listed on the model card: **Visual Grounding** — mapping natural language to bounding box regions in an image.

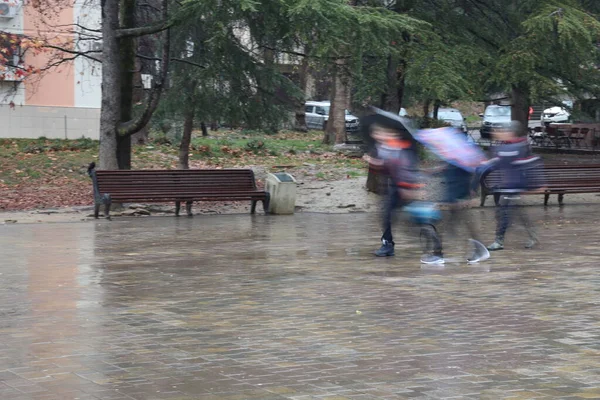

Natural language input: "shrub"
[246,139,265,152]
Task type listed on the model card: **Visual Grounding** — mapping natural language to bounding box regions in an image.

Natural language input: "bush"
[246,139,265,152]
[151,134,171,146]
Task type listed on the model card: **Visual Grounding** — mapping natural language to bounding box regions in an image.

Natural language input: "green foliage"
[425,0,600,104]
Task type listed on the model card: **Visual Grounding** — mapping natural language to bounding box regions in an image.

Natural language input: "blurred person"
[413,127,489,263]
[484,121,542,251]
[363,123,445,264]
[440,162,490,263]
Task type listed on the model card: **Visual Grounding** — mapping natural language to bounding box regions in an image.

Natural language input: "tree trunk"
[131,58,148,145]
[423,99,431,118]
[384,55,401,112]
[433,100,441,120]
[325,58,347,145]
[178,110,194,170]
[422,99,432,127]
[200,121,208,137]
[294,49,310,132]
[98,0,121,170]
[511,85,529,135]
[323,68,337,145]
[397,61,406,111]
[116,0,136,170]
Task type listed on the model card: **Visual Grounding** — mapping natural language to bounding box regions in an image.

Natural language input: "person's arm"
[363,154,384,167]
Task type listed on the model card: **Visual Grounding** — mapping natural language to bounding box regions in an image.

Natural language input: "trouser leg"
[420,224,443,256]
[495,195,512,242]
[381,187,400,244]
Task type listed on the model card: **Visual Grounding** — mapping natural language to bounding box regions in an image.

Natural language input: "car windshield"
[438,110,462,121]
[485,107,511,117]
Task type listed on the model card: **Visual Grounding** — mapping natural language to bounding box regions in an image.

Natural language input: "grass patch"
[0,130,365,189]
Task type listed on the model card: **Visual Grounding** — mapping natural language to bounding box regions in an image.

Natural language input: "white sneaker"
[467,239,491,264]
[420,254,445,264]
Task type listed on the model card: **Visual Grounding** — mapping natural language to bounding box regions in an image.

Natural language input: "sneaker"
[487,241,504,251]
[420,254,445,264]
[467,239,491,264]
[524,238,538,249]
[375,243,395,257]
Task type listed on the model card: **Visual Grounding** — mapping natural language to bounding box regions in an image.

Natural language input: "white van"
[304,101,360,132]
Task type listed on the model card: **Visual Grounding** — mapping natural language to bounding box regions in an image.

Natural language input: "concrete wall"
[0,105,100,139]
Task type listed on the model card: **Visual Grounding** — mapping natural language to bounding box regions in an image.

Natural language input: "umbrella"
[413,127,487,172]
[359,107,418,150]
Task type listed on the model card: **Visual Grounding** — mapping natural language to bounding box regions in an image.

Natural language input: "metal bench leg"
[186,201,193,216]
[480,190,487,207]
[103,194,112,220]
[263,194,271,214]
[558,194,564,206]
[494,193,500,206]
[175,201,181,216]
[544,194,550,206]
[94,203,101,219]
[250,200,257,214]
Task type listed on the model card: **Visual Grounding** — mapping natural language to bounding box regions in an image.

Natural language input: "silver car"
[430,108,467,133]
[480,105,512,139]
[304,101,360,132]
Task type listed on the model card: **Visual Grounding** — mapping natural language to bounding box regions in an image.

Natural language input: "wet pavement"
[1,206,600,399]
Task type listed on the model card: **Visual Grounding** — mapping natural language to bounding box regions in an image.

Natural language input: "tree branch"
[136,53,207,68]
[116,21,172,38]
[41,44,102,63]
[119,0,170,137]
[51,23,102,33]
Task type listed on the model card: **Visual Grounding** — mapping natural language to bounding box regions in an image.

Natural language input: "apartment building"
[0,0,101,139]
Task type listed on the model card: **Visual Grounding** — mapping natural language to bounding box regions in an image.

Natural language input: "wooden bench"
[480,164,600,206]
[88,163,270,219]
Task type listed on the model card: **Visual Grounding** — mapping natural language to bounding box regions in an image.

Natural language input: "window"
[305,106,313,113]
[0,34,22,67]
[316,106,328,115]
[485,106,511,117]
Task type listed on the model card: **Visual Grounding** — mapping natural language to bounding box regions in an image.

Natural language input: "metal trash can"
[265,173,297,215]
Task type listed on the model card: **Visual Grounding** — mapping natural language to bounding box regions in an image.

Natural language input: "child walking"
[364,124,445,264]
[485,121,542,251]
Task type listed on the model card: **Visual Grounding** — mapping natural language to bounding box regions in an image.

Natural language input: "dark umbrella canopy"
[359,107,418,150]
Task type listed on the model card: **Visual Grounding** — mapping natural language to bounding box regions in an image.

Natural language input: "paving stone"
[1,209,600,398]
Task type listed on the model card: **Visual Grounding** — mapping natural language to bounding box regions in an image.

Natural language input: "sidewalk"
[1,208,600,398]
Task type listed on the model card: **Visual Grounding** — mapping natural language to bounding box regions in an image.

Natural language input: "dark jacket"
[376,139,422,191]
[486,138,543,192]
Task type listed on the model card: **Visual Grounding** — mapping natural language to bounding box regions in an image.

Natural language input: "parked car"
[429,108,467,133]
[541,106,570,124]
[304,101,360,132]
[399,108,408,117]
[480,105,511,139]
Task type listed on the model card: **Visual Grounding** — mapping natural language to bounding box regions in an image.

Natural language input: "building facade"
[0,0,101,139]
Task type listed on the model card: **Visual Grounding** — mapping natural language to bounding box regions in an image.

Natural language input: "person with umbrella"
[361,109,444,263]
[414,127,490,263]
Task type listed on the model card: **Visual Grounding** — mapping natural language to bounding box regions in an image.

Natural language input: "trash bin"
[265,172,297,215]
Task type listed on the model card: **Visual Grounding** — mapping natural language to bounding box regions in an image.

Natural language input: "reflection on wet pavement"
[1,206,600,399]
